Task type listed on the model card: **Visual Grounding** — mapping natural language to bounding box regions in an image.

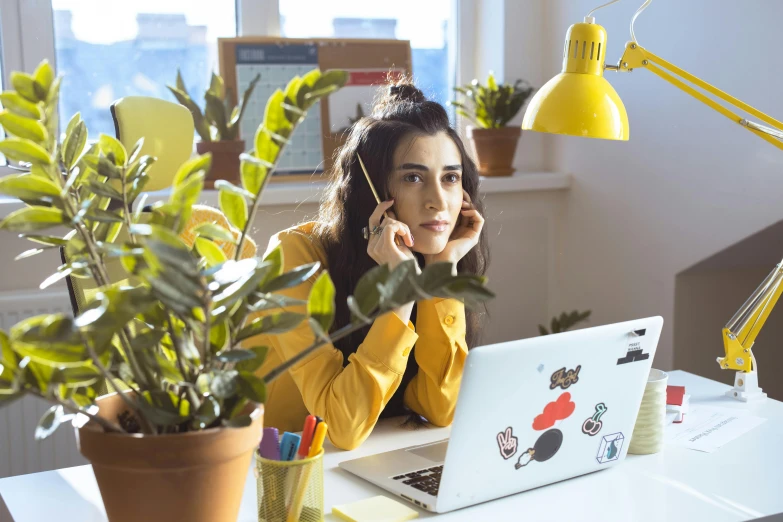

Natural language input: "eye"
[444,173,461,183]
[403,173,423,183]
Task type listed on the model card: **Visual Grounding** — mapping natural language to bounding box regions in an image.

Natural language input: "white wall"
[543,0,783,370]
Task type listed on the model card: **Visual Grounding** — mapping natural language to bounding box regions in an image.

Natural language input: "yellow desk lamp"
[522,0,783,401]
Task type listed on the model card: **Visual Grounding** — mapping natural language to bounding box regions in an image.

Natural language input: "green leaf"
[35,405,64,441]
[235,346,269,372]
[173,153,212,186]
[11,72,45,102]
[214,179,254,200]
[210,322,228,354]
[237,371,266,403]
[235,312,305,342]
[194,222,235,243]
[84,208,124,224]
[219,188,248,230]
[0,206,65,232]
[262,246,284,283]
[21,234,68,247]
[308,272,335,333]
[88,180,123,201]
[14,248,45,260]
[210,370,238,399]
[62,120,87,170]
[175,69,188,95]
[98,134,127,166]
[0,138,52,165]
[249,294,307,312]
[11,315,87,367]
[167,86,211,142]
[139,398,190,426]
[0,331,16,381]
[208,72,225,99]
[352,264,390,317]
[417,262,456,296]
[0,174,61,201]
[216,349,256,363]
[253,125,280,166]
[0,92,42,119]
[260,262,320,293]
[240,153,268,196]
[204,92,228,139]
[538,325,550,336]
[52,365,101,388]
[80,154,121,179]
[192,395,220,429]
[0,111,47,142]
[195,237,228,267]
[33,61,55,93]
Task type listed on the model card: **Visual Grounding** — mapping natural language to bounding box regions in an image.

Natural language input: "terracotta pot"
[196,140,245,188]
[467,126,522,177]
[76,393,264,522]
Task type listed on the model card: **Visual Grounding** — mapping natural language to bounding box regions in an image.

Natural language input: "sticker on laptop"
[533,392,576,430]
[596,432,624,464]
[496,427,518,460]
[582,403,607,436]
[515,429,563,469]
[617,330,650,365]
[550,365,581,389]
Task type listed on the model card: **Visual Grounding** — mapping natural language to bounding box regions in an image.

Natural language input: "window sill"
[0,172,570,219]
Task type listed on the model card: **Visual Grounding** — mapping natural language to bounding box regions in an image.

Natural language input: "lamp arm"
[719,260,783,372]
[615,43,783,151]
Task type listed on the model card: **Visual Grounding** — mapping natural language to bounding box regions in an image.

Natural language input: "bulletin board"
[218,37,412,182]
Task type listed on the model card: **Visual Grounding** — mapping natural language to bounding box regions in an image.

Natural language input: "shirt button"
[403,346,412,356]
[444,315,455,326]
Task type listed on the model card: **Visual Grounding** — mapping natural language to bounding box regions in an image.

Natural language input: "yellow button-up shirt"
[250,222,468,450]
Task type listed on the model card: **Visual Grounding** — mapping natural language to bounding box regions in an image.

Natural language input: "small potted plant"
[452,73,535,177]
[167,70,260,188]
[0,61,494,522]
[539,310,592,335]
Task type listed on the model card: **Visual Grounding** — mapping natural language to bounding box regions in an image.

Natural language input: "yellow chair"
[64,97,196,315]
[110,96,195,192]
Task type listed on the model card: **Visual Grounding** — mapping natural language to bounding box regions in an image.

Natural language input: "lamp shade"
[522,21,629,140]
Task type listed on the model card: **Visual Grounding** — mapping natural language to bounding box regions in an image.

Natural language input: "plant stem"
[28,389,126,434]
[260,314,375,384]
[82,334,156,435]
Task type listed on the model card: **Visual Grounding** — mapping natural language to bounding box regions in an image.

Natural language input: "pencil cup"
[629,368,668,455]
[255,450,324,522]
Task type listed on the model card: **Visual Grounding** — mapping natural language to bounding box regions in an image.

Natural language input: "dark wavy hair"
[312,80,490,415]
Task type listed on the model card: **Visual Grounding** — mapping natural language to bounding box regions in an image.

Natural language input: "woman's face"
[388,131,464,255]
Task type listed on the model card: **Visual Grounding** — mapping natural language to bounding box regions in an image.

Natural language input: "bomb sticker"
[596,432,624,464]
[582,403,607,436]
[515,429,563,469]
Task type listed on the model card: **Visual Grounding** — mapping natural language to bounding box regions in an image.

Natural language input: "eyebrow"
[395,163,463,172]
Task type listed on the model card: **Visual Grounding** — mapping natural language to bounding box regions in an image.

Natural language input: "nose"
[424,181,448,211]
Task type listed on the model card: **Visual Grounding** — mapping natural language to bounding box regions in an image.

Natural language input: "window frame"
[0,0,472,175]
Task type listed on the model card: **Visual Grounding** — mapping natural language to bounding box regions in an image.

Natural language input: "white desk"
[1,370,782,521]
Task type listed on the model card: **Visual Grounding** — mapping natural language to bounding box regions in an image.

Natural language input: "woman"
[253,82,490,450]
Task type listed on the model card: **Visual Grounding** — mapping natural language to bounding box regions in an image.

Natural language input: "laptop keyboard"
[392,465,443,496]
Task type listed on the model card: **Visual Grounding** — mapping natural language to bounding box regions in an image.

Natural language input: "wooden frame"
[218,36,412,183]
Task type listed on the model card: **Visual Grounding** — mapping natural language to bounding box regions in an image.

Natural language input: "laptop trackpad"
[406,440,448,463]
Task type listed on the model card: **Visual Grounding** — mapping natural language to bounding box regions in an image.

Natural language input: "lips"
[420,220,449,233]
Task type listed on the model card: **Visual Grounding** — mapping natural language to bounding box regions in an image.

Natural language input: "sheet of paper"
[664,405,767,453]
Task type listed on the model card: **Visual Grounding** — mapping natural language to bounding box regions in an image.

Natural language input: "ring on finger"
[372,225,384,236]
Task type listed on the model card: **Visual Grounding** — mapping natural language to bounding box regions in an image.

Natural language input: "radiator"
[0,290,88,478]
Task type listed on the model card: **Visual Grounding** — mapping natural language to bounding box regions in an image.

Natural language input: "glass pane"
[279,0,452,107]
[52,0,237,137]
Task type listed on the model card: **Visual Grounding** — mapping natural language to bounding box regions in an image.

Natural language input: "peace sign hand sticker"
[497,427,518,459]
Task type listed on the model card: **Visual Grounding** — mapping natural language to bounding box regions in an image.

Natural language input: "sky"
[51,0,451,49]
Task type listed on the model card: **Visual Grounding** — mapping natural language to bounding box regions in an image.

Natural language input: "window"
[279,0,454,108]
[51,0,237,137]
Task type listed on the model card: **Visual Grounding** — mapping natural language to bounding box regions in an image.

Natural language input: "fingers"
[382,219,414,248]
[369,199,395,229]
[459,208,485,234]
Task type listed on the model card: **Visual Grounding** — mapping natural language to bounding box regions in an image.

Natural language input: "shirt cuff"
[416,298,467,341]
[357,310,419,375]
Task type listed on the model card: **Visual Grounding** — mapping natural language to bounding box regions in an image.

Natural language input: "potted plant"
[167,70,260,188]
[452,73,535,177]
[539,310,592,335]
[0,61,494,522]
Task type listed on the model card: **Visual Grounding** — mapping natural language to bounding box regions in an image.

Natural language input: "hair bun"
[372,79,426,114]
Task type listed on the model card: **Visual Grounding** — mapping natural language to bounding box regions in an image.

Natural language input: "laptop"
[339,316,663,513]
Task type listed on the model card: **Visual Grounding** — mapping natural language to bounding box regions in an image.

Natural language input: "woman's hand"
[424,190,484,267]
[367,200,415,271]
